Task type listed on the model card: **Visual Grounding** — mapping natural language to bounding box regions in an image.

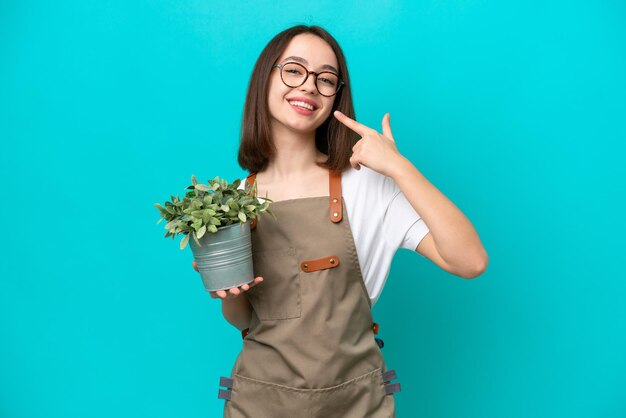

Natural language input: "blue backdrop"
[1,1,625,417]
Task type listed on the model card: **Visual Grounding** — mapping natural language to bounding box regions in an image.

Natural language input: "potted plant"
[155,175,273,292]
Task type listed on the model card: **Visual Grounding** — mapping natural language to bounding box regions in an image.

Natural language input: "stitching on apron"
[340,197,372,310]
[233,367,383,394]
[248,246,302,320]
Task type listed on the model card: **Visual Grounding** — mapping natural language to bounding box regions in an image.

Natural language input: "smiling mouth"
[288,100,316,111]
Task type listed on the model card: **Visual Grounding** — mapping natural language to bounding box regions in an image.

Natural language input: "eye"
[318,77,336,86]
[282,63,305,75]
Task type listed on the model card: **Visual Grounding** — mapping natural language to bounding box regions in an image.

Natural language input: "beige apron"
[217,168,401,417]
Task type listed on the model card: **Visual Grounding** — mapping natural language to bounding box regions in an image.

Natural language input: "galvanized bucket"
[188,220,254,292]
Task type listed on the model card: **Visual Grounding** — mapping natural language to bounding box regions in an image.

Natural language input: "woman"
[194,25,488,417]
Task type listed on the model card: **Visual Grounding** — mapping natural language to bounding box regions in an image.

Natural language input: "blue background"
[1,1,625,417]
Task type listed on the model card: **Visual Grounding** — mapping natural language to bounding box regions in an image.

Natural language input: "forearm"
[390,156,488,272]
[221,295,253,331]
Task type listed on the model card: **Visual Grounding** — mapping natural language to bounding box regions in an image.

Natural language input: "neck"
[263,121,326,182]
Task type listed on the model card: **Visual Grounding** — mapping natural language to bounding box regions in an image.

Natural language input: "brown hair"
[237,25,358,174]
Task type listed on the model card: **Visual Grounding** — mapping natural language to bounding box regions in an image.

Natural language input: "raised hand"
[192,260,263,299]
[333,110,405,177]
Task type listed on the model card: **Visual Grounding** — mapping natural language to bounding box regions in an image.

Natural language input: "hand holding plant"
[192,260,264,299]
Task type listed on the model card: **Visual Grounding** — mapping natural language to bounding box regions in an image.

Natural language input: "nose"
[299,71,318,94]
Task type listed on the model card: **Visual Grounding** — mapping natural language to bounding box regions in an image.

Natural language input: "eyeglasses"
[272,62,344,97]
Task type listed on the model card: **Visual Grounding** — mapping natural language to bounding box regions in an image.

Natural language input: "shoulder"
[341,166,398,201]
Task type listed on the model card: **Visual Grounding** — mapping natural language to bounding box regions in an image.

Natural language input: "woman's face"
[267,34,339,136]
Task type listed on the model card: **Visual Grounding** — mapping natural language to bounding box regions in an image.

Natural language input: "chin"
[285,118,321,133]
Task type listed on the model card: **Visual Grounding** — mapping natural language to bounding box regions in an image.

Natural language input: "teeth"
[289,100,314,111]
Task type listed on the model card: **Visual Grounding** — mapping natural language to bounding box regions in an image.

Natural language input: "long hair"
[237,25,358,174]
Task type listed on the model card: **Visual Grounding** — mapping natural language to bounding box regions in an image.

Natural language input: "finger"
[209,291,219,298]
[229,288,241,296]
[248,277,264,288]
[240,284,249,291]
[382,113,394,141]
[216,290,227,298]
[334,110,369,136]
[349,155,361,171]
[192,260,199,272]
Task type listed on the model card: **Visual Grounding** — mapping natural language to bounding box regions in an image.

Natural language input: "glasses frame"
[272,62,344,97]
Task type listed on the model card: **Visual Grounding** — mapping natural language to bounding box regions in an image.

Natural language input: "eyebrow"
[281,56,339,74]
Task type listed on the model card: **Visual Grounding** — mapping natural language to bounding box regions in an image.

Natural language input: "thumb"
[382,113,394,141]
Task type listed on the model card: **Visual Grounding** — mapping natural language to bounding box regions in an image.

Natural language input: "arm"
[333,110,488,279]
[221,295,253,331]
[193,260,261,330]
[390,157,488,279]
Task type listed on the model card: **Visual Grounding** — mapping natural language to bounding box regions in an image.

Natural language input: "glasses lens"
[316,72,340,96]
[281,62,307,87]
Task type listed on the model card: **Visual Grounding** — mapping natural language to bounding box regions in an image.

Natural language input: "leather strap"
[329,169,343,223]
[219,376,234,388]
[385,382,401,395]
[375,337,385,349]
[300,255,340,272]
[241,328,249,339]
[245,172,257,192]
[217,389,232,400]
[382,369,397,383]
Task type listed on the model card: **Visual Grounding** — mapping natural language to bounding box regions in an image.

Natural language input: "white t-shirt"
[239,166,430,306]
[341,166,430,306]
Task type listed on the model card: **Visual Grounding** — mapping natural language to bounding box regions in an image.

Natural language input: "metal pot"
[189,220,253,292]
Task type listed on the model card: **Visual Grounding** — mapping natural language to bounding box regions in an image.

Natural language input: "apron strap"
[382,369,400,395]
[217,389,232,400]
[245,172,257,191]
[217,375,234,401]
[385,382,401,395]
[329,169,343,223]
[382,370,397,383]
[219,376,234,388]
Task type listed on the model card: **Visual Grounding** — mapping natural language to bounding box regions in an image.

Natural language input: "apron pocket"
[247,246,302,320]
[225,374,309,418]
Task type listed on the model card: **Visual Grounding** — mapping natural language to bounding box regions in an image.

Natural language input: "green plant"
[155,175,273,249]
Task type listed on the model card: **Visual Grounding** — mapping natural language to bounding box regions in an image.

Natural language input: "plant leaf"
[197,225,207,239]
[179,234,190,250]
[194,183,211,192]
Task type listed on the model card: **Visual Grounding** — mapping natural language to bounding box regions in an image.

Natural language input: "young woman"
[194,25,488,417]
